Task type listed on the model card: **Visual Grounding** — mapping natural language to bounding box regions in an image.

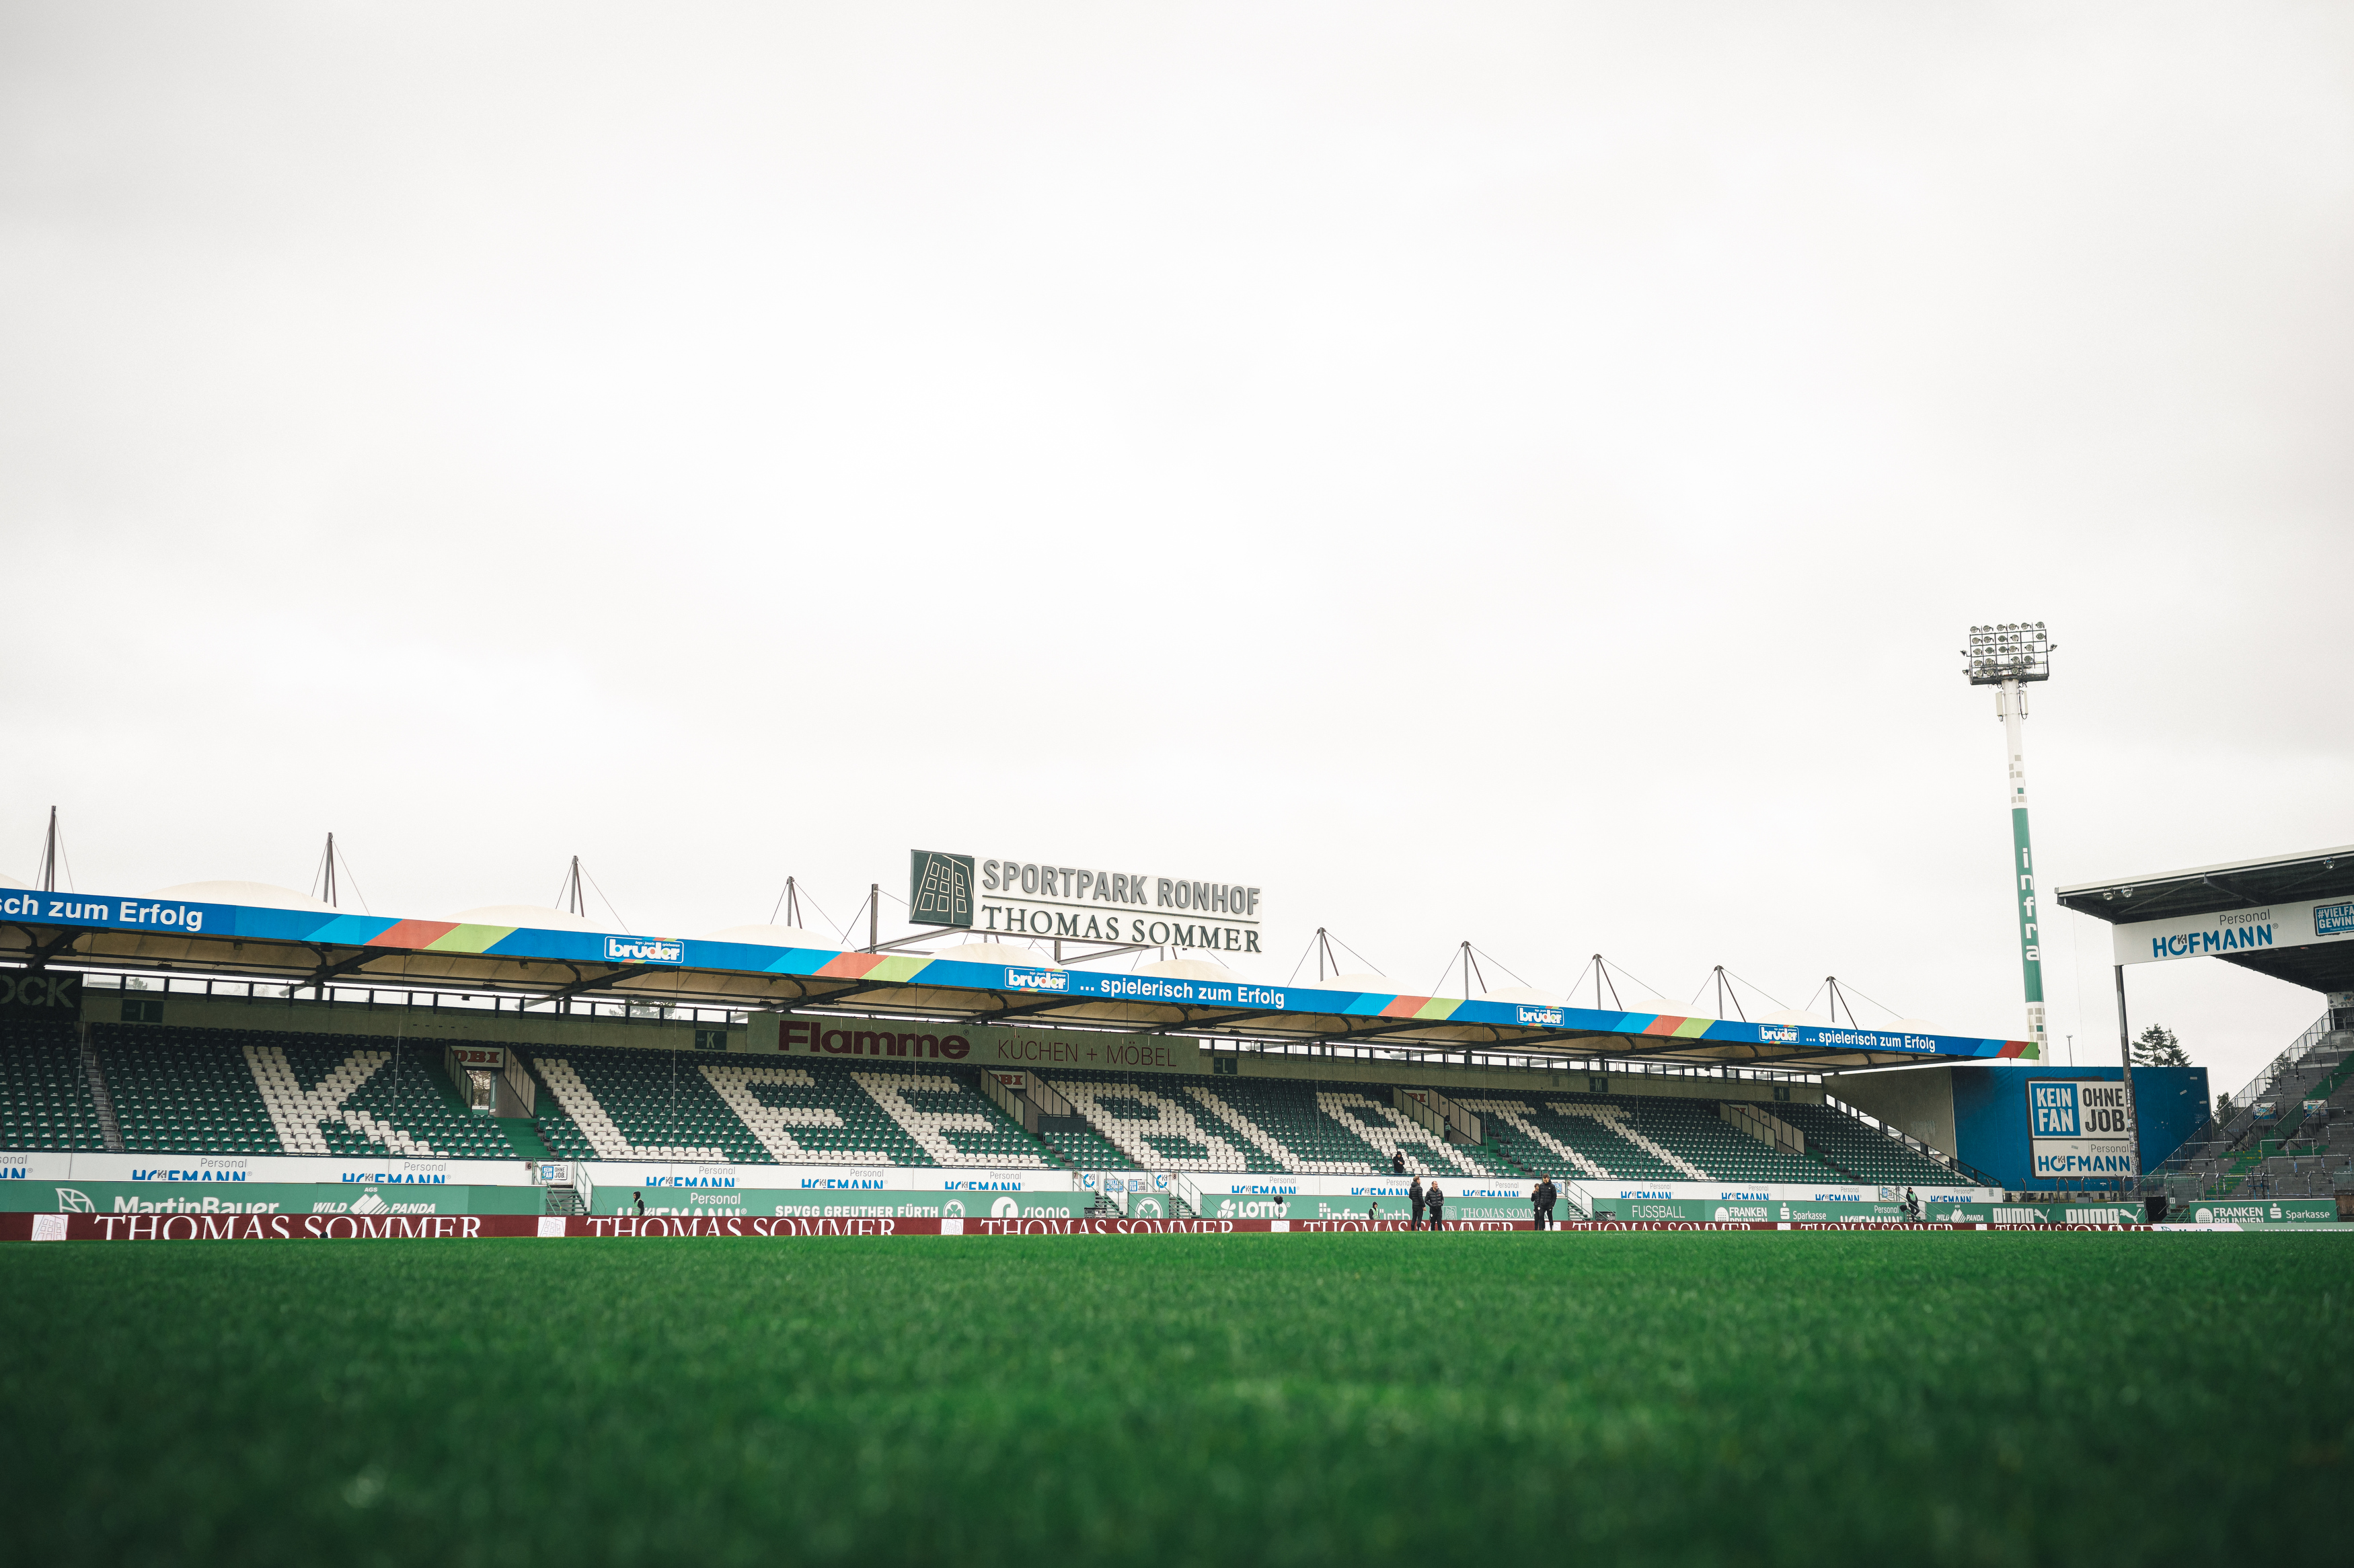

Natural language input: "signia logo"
[991,1196,1019,1218]
[605,936,685,964]
[55,1187,95,1212]
[1003,968,1069,992]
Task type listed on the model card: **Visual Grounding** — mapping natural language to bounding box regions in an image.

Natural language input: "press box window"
[693,1029,730,1051]
[1771,1085,1792,1103]
[120,998,163,1024]
[1588,1076,1609,1095]
[1213,1056,1238,1076]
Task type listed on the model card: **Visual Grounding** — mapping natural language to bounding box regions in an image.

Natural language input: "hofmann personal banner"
[2113,895,2354,966]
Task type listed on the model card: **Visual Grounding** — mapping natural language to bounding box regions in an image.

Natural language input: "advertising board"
[2027,1079,2135,1179]
[763,1015,1205,1075]
[588,1186,1091,1220]
[0,1151,541,1186]
[2113,896,2354,966]
[2175,1198,2338,1225]
[909,849,1265,955]
[0,1179,540,1216]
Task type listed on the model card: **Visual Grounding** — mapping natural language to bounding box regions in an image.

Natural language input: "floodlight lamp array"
[1961,621,2052,686]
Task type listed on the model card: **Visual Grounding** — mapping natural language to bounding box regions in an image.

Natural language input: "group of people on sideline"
[1379,1150,1567,1230]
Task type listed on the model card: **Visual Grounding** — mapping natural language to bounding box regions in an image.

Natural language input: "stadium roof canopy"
[0,886,2038,1074]
[2055,844,2354,994]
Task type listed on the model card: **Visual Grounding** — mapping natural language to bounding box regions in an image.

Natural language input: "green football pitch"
[3,1233,2349,1566]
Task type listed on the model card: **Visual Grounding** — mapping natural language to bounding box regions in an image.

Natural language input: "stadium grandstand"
[1,988,1977,1189]
[2057,845,2354,1213]
[0,868,2015,1225]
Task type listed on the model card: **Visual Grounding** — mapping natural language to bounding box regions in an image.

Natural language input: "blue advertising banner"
[11,889,2037,1062]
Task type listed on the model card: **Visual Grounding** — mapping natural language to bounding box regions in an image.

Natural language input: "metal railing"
[2148,1017,2350,1188]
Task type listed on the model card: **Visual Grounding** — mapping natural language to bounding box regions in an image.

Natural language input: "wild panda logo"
[54,1187,95,1213]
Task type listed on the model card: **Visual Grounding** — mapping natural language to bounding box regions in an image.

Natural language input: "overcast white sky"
[3,4,2348,1095]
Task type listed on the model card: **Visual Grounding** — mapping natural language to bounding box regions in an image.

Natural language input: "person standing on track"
[1426,1182,1445,1232]
[1532,1177,1554,1230]
[1408,1175,1425,1231]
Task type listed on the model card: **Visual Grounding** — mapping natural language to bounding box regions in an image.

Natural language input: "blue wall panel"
[1952,1066,2208,1189]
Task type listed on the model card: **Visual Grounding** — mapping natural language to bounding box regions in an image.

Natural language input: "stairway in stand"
[81,1028,124,1153]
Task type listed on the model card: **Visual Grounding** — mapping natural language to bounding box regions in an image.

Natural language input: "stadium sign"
[2111,896,2354,966]
[910,849,1263,953]
[765,1014,1200,1074]
[2026,1079,2135,1178]
[0,972,79,1015]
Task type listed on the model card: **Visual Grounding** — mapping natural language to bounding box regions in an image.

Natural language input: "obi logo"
[2030,1081,2080,1136]
[1515,1006,1564,1026]
[605,936,685,964]
[1003,968,1069,992]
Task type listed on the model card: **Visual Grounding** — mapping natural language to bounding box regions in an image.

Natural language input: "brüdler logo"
[605,936,684,964]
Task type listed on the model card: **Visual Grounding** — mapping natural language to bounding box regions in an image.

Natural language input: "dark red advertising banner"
[0,1212,2127,1243]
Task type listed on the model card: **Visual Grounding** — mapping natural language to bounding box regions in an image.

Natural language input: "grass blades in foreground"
[1,1232,2349,1566]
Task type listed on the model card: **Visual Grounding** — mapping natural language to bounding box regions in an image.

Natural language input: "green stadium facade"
[0,976,1999,1222]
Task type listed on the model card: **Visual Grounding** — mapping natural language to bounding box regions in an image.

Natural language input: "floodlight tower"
[1963,623,2053,1050]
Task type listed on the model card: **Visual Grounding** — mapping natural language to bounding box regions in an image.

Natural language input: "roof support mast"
[38,806,60,892]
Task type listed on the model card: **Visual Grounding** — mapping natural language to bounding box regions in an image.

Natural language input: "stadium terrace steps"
[80,1035,124,1152]
[1043,1072,1275,1172]
[1034,1117,1137,1172]
[523,1047,1045,1167]
[4,1023,1976,1186]
[1775,1101,1957,1187]
[500,1118,550,1160]
[94,1025,527,1161]
[1184,1076,1381,1173]
[0,1020,108,1152]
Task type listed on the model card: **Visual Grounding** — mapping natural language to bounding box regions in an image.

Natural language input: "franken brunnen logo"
[910,851,977,929]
